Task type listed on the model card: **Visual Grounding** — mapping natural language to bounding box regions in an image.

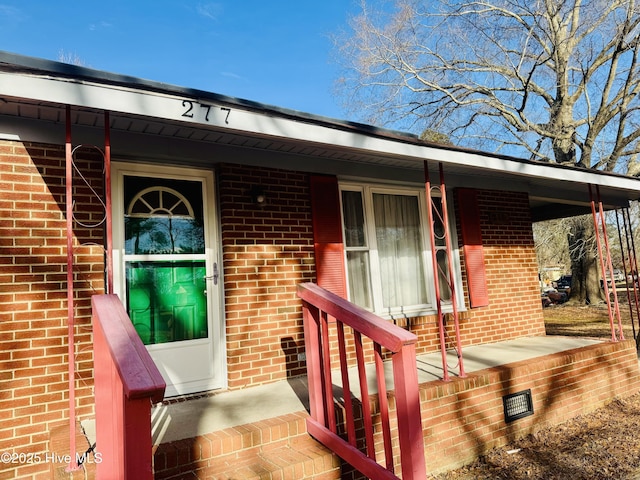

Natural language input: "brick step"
[153,412,341,480]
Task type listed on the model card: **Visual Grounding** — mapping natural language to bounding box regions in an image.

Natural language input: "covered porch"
[149,336,605,447]
[80,296,638,480]
[144,334,639,478]
[54,322,640,479]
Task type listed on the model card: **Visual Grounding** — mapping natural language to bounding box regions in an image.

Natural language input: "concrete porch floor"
[145,335,604,446]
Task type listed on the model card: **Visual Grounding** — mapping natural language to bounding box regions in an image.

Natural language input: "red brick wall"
[462,190,545,343]
[218,164,315,389]
[218,169,545,383]
[0,140,104,479]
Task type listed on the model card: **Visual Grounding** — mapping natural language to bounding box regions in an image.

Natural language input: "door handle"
[204,263,219,285]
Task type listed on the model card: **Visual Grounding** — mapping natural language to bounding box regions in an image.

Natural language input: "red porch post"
[104,111,113,294]
[589,185,624,341]
[65,105,79,472]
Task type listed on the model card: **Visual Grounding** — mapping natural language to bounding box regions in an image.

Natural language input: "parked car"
[556,275,572,290]
[541,277,569,306]
[604,269,625,284]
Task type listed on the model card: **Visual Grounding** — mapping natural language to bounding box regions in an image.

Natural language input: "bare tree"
[337,0,640,169]
[336,0,640,303]
[533,215,599,303]
[533,220,571,271]
[57,49,87,67]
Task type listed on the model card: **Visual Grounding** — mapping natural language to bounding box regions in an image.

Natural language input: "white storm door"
[113,163,225,397]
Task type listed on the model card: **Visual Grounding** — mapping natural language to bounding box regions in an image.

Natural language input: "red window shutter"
[309,175,347,298]
[456,188,489,308]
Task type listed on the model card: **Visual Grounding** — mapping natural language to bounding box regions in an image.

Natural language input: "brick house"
[1,51,640,479]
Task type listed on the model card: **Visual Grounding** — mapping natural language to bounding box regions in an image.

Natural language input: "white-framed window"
[340,183,463,318]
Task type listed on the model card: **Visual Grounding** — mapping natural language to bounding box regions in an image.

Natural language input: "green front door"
[114,164,223,397]
[126,261,207,345]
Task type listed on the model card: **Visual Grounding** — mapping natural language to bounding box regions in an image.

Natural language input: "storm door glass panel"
[125,215,204,254]
[372,193,428,309]
[123,177,208,345]
[126,261,207,344]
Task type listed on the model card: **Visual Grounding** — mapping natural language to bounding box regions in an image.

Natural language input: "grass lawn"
[543,301,638,340]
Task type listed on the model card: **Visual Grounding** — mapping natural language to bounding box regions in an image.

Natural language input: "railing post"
[93,294,165,480]
[94,317,123,475]
[393,343,427,480]
[301,299,326,426]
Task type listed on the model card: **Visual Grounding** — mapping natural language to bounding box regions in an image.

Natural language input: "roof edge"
[1,50,639,185]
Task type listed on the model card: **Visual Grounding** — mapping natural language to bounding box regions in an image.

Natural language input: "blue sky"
[0,1,360,121]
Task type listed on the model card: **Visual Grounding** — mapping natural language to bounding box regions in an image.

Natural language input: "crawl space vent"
[503,389,534,423]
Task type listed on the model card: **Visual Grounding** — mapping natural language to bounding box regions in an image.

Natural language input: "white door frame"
[111,162,226,396]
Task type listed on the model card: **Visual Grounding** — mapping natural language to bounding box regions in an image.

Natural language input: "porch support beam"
[589,184,624,342]
[616,208,640,345]
[424,161,465,381]
[65,105,79,472]
[104,111,113,293]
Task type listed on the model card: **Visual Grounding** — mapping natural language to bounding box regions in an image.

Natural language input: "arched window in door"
[128,186,195,217]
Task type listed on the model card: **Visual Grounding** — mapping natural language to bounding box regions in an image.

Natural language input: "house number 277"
[181,100,231,124]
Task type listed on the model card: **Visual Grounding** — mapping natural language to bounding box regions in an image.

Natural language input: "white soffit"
[1,69,640,197]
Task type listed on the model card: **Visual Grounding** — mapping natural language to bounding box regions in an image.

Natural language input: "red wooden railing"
[92,294,166,480]
[297,283,427,480]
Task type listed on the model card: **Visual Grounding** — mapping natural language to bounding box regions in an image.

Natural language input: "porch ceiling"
[1,50,639,222]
